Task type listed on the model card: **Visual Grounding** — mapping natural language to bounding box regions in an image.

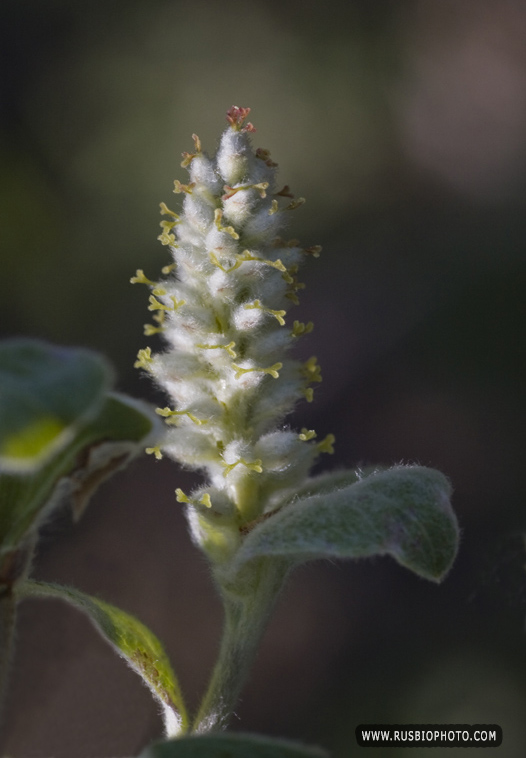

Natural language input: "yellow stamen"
[157,231,176,246]
[318,434,335,454]
[146,445,163,460]
[176,487,213,509]
[175,488,191,504]
[221,458,263,477]
[134,347,153,370]
[196,342,237,359]
[232,362,282,380]
[244,300,286,326]
[159,201,180,218]
[130,269,155,285]
[143,323,164,336]
[148,295,186,312]
[210,250,287,275]
[173,180,195,194]
[214,209,239,240]
[222,182,269,200]
[292,320,314,337]
[156,407,207,426]
[298,429,317,441]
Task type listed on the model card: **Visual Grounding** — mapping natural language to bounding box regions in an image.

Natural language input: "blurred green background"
[1,0,526,756]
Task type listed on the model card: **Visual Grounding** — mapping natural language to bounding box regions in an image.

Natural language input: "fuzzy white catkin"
[133,107,331,548]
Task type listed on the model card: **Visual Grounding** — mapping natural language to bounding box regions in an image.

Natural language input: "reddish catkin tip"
[226,106,256,132]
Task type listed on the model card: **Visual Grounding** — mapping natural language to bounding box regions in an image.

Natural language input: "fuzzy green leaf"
[233,466,458,582]
[0,338,111,473]
[18,580,188,736]
[0,339,160,589]
[0,393,159,572]
[139,733,328,758]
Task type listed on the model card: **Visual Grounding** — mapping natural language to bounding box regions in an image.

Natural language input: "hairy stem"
[193,560,288,733]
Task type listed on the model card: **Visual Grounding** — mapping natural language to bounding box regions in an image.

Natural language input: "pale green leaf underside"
[18,580,188,734]
[140,733,328,758]
[234,466,458,582]
[0,338,112,472]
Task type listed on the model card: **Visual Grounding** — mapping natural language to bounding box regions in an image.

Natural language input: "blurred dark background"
[1,0,526,756]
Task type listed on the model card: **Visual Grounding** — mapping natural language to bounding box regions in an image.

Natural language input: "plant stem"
[193,560,288,733]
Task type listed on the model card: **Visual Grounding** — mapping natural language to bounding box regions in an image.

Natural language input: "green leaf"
[0,339,160,589]
[0,393,159,569]
[18,580,188,736]
[0,338,111,472]
[233,466,459,582]
[139,733,328,758]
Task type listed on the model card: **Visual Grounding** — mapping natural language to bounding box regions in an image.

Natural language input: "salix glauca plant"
[0,106,459,758]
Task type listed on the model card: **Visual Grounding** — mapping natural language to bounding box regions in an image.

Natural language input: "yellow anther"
[299,428,317,441]
[157,231,176,246]
[173,179,195,194]
[199,493,212,508]
[176,488,213,509]
[158,217,180,246]
[268,199,279,215]
[268,258,287,273]
[160,219,177,233]
[239,251,288,273]
[146,445,163,460]
[180,134,202,167]
[156,407,207,426]
[221,458,263,477]
[292,320,314,337]
[222,182,269,200]
[159,202,180,218]
[162,262,177,275]
[209,252,243,274]
[130,269,156,286]
[214,208,239,240]
[244,300,286,326]
[318,434,335,454]
[304,245,322,258]
[144,323,164,336]
[196,341,237,359]
[302,356,322,383]
[210,250,287,276]
[134,347,153,370]
[232,362,282,380]
[175,488,191,504]
[148,294,185,312]
[285,198,306,211]
[303,387,314,403]
[152,287,167,296]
